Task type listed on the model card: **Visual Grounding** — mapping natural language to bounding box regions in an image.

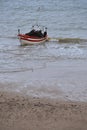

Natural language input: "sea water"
[0,0,87,102]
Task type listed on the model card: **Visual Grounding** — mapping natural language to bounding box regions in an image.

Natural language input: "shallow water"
[0,0,87,102]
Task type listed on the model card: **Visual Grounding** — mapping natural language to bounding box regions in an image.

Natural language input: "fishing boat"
[18,25,48,45]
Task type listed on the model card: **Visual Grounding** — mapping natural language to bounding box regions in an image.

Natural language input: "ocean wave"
[0,68,33,74]
[0,35,87,44]
[0,35,17,39]
[48,37,87,43]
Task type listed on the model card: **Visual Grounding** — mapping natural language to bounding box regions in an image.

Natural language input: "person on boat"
[43,31,47,37]
[26,29,44,38]
[25,26,47,37]
[36,30,43,37]
[25,29,35,36]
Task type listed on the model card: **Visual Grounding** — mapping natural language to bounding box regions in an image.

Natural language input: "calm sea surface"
[0,0,87,102]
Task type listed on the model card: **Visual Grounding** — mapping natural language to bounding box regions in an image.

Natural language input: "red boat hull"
[18,34,47,45]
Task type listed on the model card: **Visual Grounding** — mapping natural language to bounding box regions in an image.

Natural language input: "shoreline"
[0,91,87,130]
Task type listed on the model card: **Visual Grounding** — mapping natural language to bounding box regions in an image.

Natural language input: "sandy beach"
[1,0,87,130]
[0,91,87,130]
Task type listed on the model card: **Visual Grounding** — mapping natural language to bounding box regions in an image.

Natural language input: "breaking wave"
[48,37,87,43]
[0,35,17,39]
[0,34,87,44]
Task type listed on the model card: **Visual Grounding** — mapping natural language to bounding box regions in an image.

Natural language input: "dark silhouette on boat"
[25,26,47,38]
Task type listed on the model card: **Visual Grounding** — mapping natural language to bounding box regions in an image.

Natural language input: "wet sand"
[0,91,87,130]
